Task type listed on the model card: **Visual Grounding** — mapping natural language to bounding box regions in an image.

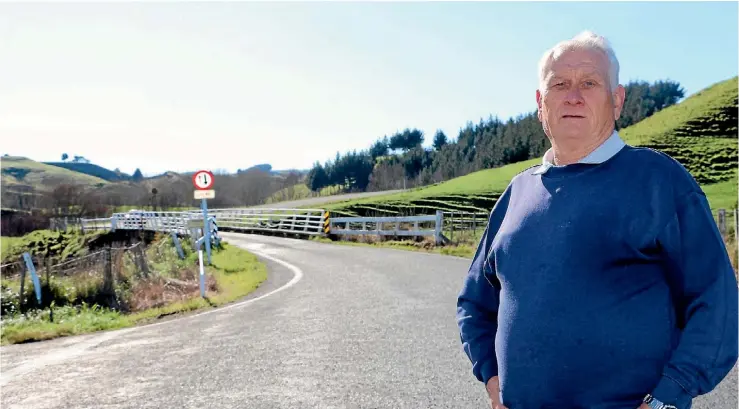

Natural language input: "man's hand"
[485,376,508,409]
[485,378,650,409]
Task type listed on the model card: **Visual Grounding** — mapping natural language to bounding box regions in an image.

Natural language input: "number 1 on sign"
[193,170,215,190]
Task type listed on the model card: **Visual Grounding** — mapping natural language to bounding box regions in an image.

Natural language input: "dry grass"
[127,275,218,312]
[724,236,738,276]
[1,241,266,345]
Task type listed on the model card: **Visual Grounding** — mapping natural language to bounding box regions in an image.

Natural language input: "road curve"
[0,233,736,409]
[251,189,405,209]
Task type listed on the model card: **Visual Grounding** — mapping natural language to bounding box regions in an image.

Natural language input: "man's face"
[536,48,625,143]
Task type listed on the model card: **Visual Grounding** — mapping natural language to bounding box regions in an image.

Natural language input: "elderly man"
[456,31,738,409]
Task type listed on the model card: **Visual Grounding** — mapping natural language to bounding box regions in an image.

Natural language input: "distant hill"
[1,156,108,193]
[324,76,738,217]
[43,162,132,182]
[1,156,110,211]
[238,163,309,177]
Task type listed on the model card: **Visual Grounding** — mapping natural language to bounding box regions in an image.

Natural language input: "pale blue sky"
[1,1,737,176]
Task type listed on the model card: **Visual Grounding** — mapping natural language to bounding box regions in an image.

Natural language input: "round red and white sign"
[192,170,214,190]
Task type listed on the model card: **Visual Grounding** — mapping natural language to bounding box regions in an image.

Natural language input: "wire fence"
[439,208,738,246]
[0,236,208,318]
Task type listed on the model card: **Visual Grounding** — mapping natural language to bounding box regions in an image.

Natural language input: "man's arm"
[652,189,739,409]
[456,185,512,386]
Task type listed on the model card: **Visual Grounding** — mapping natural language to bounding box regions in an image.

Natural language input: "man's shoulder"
[510,163,544,182]
[619,145,700,183]
[616,145,704,199]
[619,144,681,166]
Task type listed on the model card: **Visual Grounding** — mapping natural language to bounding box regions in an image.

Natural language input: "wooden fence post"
[718,209,726,235]
[450,212,455,243]
[136,244,150,278]
[45,256,53,322]
[103,247,114,297]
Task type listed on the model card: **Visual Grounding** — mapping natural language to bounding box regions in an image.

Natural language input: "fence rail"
[329,211,444,244]
[209,208,326,236]
[78,206,737,247]
[80,208,327,237]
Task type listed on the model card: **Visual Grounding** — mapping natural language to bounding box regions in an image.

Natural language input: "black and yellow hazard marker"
[323,211,331,234]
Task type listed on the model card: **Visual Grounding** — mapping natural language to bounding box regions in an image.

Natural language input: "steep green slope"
[325,76,738,217]
[1,156,108,192]
[43,162,132,182]
[620,77,737,184]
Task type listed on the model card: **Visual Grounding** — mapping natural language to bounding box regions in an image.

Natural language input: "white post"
[435,210,443,245]
[198,250,205,298]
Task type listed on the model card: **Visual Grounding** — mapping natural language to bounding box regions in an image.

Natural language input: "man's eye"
[583,81,596,87]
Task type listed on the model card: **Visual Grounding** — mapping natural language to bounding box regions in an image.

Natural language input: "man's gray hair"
[538,30,620,92]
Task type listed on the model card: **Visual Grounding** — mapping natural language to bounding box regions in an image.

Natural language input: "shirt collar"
[533,130,625,175]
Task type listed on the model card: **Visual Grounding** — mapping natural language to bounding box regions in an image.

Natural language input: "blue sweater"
[456,145,738,409]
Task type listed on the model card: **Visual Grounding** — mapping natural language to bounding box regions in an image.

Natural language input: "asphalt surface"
[1,233,736,409]
[251,189,405,209]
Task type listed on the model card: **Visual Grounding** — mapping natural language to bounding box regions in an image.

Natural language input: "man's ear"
[612,84,626,120]
[536,89,543,122]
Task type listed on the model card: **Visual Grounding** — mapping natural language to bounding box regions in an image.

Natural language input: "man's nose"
[565,87,584,105]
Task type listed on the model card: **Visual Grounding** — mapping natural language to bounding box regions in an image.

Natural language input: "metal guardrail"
[329,210,444,244]
[81,211,197,235]
[77,206,738,250]
[79,208,447,243]
[81,208,327,237]
[208,208,326,236]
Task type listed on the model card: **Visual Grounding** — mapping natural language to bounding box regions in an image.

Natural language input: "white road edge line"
[0,244,303,387]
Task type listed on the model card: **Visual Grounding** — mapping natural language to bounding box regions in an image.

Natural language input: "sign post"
[193,170,215,267]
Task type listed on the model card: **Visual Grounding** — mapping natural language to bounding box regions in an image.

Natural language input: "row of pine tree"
[306,79,686,192]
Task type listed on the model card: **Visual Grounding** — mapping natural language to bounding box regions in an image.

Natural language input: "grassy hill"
[1,156,109,192]
[265,183,350,204]
[44,162,132,182]
[322,76,738,218]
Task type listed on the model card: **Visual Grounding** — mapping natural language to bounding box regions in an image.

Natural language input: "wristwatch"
[643,394,678,409]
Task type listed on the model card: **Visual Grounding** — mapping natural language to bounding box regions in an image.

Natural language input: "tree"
[402,146,429,181]
[650,79,685,111]
[61,153,69,161]
[370,137,389,159]
[433,130,448,151]
[389,128,424,152]
[132,168,144,182]
[617,79,684,129]
[306,163,328,192]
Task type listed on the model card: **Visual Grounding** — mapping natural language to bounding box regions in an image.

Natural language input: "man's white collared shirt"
[532,131,626,175]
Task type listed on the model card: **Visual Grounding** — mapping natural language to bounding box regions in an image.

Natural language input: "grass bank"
[0,241,267,345]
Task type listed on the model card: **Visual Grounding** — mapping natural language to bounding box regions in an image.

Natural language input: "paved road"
[252,189,404,209]
[1,233,736,409]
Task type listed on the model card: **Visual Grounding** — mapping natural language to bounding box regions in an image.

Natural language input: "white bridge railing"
[81,208,328,237]
[208,208,326,236]
[80,209,448,244]
[81,211,198,235]
[329,210,444,244]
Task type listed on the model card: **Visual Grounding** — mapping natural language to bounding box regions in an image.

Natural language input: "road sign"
[194,189,215,200]
[192,170,214,190]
